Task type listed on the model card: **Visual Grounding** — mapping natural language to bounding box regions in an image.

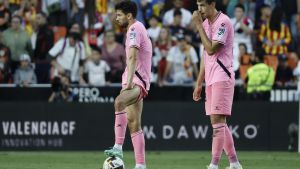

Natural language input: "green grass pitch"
[0,151,300,169]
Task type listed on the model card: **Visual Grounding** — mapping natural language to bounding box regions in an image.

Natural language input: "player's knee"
[128,119,141,132]
[210,115,226,124]
[114,97,125,111]
[128,123,141,134]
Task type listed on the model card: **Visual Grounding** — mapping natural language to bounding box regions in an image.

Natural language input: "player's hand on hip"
[193,86,202,101]
[121,83,134,93]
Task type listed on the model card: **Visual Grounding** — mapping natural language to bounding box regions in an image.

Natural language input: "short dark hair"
[115,1,137,18]
[174,9,182,17]
[235,3,245,12]
[90,45,102,54]
[197,0,216,5]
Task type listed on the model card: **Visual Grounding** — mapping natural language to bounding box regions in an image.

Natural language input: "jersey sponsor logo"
[217,26,226,39]
[129,31,137,44]
[129,32,136,39]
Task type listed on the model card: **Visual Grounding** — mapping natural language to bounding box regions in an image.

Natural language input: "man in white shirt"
[49,32,86,83]
[230,3,253,73]
[163,33,198,85]
[162,0,192,27]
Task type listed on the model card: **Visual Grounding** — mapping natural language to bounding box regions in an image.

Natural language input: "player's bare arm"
[122,47,138,92]
[192,11,223,55]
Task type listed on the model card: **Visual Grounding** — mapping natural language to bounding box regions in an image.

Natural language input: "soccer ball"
[103,156,125,169]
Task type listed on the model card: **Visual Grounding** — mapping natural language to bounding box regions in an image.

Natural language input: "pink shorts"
[205,79,235,116]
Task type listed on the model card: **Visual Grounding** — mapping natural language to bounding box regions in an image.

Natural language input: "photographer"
[48,75,73,102]
[48,27,86,84]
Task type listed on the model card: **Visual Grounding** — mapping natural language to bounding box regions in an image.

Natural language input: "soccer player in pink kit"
[192,0,242,169]
[104,1,152,169]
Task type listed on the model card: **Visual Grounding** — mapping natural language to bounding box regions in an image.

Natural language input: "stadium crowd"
[0,0,299,96]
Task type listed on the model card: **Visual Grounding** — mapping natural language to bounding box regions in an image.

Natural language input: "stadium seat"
[51,26,67,43]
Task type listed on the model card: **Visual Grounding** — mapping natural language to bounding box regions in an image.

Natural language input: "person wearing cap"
[162,33,199,85]
[13,53,37,86]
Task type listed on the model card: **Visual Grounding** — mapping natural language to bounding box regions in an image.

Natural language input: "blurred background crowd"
[0,0,300,100]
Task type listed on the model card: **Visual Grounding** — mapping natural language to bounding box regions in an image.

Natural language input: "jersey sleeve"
[128,26,141,49]
[212,20,229,45]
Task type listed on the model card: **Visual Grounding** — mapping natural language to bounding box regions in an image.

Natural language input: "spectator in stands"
[231,3,254,75]
[147,16,161,43]
[49,29,86,84]
[0,41,11,83]
[259,7,291,77]
[162,0,192,27]
[169,8,187,37]
[238,43,252,82]
[275,56,294,86]
[0,0,10,32]
[185,20,201,53]
[2,15,32,73]
[155,27,175,85]
[101,29,125,83]
[83,46,110,86]
[255,4,272,31]
[33,12,54,84]
[71,0,85,26]
[246,55,275,100]
[259,7,291,58]
[84,0,112,47]
[42,0,70,26]
[281,0,299,51]
[21,0,38,36]
[163,33,198,85]
[13,53,37,86]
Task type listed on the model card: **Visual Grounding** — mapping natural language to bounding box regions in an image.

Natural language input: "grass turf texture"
[0,151,299,169]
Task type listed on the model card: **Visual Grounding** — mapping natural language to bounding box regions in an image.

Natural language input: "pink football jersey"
[202,12,235,86]
[122,21,152,91]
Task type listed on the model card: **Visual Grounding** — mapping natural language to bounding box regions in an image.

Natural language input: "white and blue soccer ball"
[103,156,125,169]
